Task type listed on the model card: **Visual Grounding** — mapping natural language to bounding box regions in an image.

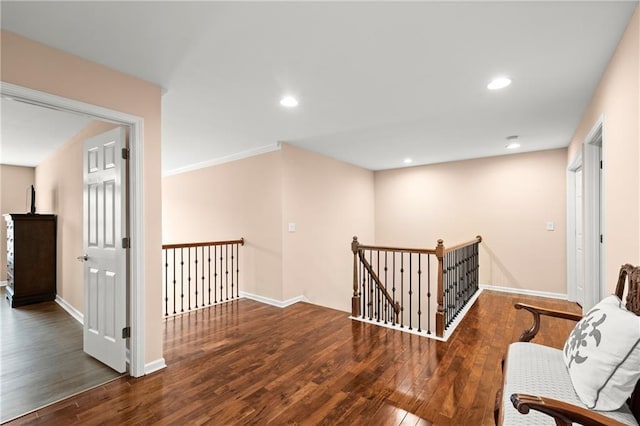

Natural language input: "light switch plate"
[288,223,296,233]
[546,221,555,231]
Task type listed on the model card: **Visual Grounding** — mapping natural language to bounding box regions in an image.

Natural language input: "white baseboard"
[144,358,167,375]
[350,316,448,342]
[480,284,568,300]
[0,280,6,287]
[443,287,484,340]
[349,287,483,342]
[239,291,309,308]
[55,295,84,324]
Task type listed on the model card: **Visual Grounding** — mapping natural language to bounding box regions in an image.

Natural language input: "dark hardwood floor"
[6,290,579,425]
[0,288,122,423]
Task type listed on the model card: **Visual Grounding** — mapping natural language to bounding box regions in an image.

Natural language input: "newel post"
[435,239,445,337]
[351,236,361,317]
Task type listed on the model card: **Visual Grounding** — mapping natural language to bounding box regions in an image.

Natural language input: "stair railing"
[351,235,481,338]
[162,238,244,318]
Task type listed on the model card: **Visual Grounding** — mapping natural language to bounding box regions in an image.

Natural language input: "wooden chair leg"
[494,388,503,425]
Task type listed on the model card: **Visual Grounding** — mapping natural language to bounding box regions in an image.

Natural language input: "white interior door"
[82,127,128,373]
[575,168,584,306]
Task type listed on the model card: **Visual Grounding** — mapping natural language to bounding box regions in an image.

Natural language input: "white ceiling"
[1,1,638,172]
[0,98,93,167]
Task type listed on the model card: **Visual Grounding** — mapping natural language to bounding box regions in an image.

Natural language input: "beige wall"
[1,30,163,365]
[281,144,375,312]
[375,149,567,294]
[0,165,35,280]
[162,151,284,300]
[35,121,117,312]
[567,6,640,294]
[162,144,375,313]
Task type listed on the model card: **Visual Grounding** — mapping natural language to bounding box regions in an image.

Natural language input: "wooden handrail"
[443,235,483,254]
[356,244,436,255]
[162,238,244,250]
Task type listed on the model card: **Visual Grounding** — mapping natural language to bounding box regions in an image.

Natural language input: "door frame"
[567,115,605,312]
[566,152,582,303]
[1,82,146,377]
[583,117,605,309]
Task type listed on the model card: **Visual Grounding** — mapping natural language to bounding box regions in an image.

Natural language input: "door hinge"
[600,234,603,243]
[600,160,603,169]
[122,237,130,249]
[122,326,131,339]
[122,148,130,160]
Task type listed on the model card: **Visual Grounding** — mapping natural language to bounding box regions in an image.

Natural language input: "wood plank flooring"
[5,290,580,425]
[0,288,122,423]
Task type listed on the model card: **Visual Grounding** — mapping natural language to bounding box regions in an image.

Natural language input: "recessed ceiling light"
[487,76,512,90]
[505,135,520,149]
[403,158,413,164]
[280,96,298,108]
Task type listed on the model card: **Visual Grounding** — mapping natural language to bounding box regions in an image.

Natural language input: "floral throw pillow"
[563,295,640,411]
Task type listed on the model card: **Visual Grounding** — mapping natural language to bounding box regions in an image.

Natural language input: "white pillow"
[563,295,640,411]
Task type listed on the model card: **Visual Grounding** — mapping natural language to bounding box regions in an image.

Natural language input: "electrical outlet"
[546,221,555,231]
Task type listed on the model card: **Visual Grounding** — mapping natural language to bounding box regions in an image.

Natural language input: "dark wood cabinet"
[4,213,57,307]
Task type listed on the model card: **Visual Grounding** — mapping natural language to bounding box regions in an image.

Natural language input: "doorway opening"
[1,82,146,376]
[567,117,605,313]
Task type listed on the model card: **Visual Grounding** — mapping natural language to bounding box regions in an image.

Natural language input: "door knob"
[77,254,89,262]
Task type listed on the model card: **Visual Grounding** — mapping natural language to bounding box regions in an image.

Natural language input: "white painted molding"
[239,291,309,308]
[350,316,447,342]
[0,281,6,287]
[480,284,568,300]
[349,288,483,342]
[144,358,167,375]
[163,143,281,177]
[443,288,483,340]
[55,295,84,324]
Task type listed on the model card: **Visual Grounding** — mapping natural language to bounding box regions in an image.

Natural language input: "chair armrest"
[515,303,583,342]
[510,393,628,426]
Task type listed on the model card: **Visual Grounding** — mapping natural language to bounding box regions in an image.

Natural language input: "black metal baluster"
[208,246,211,305]
[384,251,388,325]
[452,249,457,321]
[236,243,240,298]
[180,248,184,313]
[376,250,380,322]
[231,244,235,300]
[214,246,218,303]
[225,244,229,301]
[188,248,192,310]
[392,253,396,325]
[164,249,168,317]
[418,254,422,332]
[444,252,449,325]
[427,255,431,334]
[408,253,413,330]
[360,254,365,318]
[194,247,198,309]
[172,249,177,315]
[450,251,454,325]
[400,252,404,328]
[219,247,223,302]
[475,244,478,291]
[368,250,373,320]
[201,246,206,307]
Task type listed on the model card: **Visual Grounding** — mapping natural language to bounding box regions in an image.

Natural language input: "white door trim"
[583,115,605,311]
[1,81,146,377]
[566,152,582,303]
